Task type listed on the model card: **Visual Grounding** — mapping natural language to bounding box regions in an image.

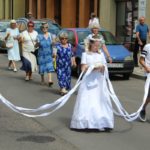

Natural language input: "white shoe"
[8,67,12,70]
[13,68,17,72]
[25,76,29,81]
[60,88,68,96]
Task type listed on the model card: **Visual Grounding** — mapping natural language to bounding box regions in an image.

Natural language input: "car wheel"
[123,73,130,80]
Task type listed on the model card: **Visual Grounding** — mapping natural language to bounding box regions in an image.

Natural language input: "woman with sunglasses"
[20,21,38,81]
[55,32,76,95]
[37,22,55,86]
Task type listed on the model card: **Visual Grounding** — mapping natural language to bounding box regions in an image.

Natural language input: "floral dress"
[37,33,54,74]
[56,43,73,90]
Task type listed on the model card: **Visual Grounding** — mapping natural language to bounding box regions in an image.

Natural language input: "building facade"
[0,0,150,43]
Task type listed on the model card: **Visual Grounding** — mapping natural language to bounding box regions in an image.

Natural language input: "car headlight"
[124,55,133,61]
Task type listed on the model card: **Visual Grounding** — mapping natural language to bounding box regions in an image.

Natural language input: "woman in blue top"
[37,22,54,86]
[55,32,76,95]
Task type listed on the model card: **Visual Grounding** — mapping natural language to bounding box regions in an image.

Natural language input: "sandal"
[60,88,68,96]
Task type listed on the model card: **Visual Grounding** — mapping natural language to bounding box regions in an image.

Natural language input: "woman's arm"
[5,33,10,41]
[71,56,77,67]
[102,44,112,63]
[81,64,88,72]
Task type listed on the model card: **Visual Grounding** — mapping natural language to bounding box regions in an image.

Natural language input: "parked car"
[58,28,134,79]
[0,20,11,52]
[16,18,61,35]
[38,18,62,35]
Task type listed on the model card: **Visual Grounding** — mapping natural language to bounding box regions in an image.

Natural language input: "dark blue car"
[58,28,134,79]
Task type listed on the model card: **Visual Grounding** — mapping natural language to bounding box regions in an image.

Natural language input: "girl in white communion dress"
[70,37,114,132]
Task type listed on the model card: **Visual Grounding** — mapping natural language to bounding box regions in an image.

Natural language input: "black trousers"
[133,39,146,66]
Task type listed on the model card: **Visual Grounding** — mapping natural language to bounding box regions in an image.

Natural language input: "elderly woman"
[86,23,112,63]
[37,22,54,86]
[70,36,114,132]
[55,32,76,95]
[20,21,38,81]
[5,19,20,72]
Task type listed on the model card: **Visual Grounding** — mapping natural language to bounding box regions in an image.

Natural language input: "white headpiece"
[89,23,100,29]
[89,36,102,42]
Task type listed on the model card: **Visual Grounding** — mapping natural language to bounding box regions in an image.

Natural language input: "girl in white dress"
[70,37,114,131]
[5,20,20,72]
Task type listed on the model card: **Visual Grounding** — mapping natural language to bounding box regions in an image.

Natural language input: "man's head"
[139,16,145,25]
[27,12,33,19]
[91,12,96,18]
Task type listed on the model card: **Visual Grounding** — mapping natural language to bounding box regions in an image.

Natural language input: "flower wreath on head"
[85,35,103,53]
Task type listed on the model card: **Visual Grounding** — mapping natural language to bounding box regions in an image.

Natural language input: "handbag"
[1,36,14,49]
[1,40,7,48]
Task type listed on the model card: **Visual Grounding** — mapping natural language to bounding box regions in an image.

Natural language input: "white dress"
[70,52,114,130]
[20,30,38,72]
[88,17,100,28]
[6,28,20,61]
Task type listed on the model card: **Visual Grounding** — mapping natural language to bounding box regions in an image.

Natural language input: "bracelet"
[107,56,111,58]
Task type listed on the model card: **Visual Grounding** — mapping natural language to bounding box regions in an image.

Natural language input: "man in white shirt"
[139,43,150,121]
[88,12,100,28]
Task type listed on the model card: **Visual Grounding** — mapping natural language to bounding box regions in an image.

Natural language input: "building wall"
[13,0,25,19]
[0,0,149,38]
[79,0,90,27]
[0,0,25,19]
[61,0,77,27]
[0,0,4,19]
[146,0,150,28]
[99,0,116,34]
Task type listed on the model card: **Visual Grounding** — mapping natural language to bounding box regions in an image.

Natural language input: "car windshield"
[77,31,91,44]
[39,19,61,30]
[34,20,61,35]
[100,31,119,45]
[0,22,10,32]
[33,21,42,29]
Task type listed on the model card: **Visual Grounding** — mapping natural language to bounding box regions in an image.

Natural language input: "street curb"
[131,73,145,80]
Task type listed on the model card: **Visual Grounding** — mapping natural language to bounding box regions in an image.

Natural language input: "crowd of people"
[2,14,150,132]
[3,19,78,96]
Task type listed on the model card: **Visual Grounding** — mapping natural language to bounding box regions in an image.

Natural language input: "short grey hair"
[59,32,68,39]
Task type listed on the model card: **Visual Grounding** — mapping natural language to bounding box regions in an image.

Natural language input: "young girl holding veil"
[70,36,114,132]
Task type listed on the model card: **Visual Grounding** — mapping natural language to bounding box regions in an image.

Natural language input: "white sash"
[0,65,149,121]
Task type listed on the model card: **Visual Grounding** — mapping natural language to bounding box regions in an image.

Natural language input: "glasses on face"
[28,25,34,28]
[60,38,68,40]
[43,26,48,29]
